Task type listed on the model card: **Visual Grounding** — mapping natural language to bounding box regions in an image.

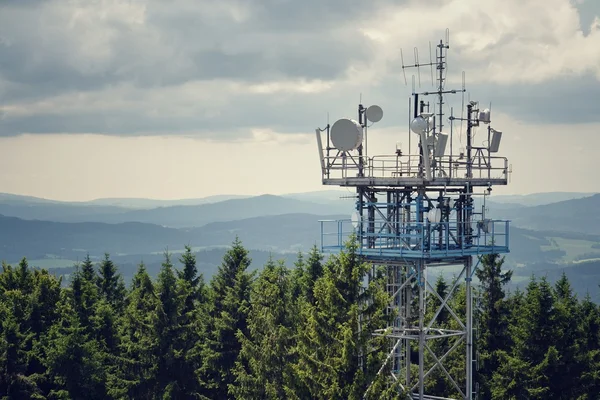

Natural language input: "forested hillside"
[1,238,599,399]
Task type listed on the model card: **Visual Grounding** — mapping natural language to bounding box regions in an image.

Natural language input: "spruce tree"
[43,291,107,399]
[300,245,324,305]
[198,237,253,399]
[96,253,126,312]
[291,236,391,400]
[230,258,295,399]
[475,253,512,397]
[176,246,206,398]
[113,262,160,399]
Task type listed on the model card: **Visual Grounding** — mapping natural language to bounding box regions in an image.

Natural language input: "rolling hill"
[0,212,348,263]
[491,191,597,206]
[0,193,350,227]
[0,214,189,261]
[498,194,600,235]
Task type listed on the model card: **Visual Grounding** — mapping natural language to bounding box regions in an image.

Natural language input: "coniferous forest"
[1,237,599,399]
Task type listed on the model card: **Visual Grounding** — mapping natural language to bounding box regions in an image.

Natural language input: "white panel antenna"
[351,211,362,228]
[330,118,363,151]
[489,129,502,153]
[434,133,449,157]
[315,129,326,172]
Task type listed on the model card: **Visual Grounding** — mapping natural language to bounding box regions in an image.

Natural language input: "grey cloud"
[575,0,600,34]
[470,75,600,125]
[236,0,406,31]
[2,71,598,139]
[0,0,598,139]
[0,0,376,102]
[0,88,352,138]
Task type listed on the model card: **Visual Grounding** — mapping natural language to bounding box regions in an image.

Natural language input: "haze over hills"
[0,211,346,263]
[0,191,352,226]
[0,189,599,300]
[495,193,600,235]
[491,191,596,206]
[85,194,250,209]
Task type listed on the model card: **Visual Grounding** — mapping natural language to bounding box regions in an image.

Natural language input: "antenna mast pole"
[437,38,449,134]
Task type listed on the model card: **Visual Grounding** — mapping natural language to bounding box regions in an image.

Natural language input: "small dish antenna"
[479,109,491,124]
[351,211,362,229]
[365,105,383,123]
[330,118,363,152]
[478,219,492,233]
[410,116,428,134]
[427,208,442,223]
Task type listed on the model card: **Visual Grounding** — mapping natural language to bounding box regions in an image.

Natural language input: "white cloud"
[359,0,600,84]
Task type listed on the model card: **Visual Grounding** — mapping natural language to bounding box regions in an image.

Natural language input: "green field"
[541,237,600,263]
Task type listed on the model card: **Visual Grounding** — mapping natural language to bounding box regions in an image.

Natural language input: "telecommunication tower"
[314,30,510,400]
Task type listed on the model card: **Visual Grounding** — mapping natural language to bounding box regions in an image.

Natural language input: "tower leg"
[419,261,425,399]
[466,257,473,400]
[405,270,411,388]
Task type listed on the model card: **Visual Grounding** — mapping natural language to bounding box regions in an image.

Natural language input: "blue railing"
[320,219,510,260]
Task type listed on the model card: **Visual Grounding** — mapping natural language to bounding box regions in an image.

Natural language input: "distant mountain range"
[0,190,599,287]
[490,192,596,206]
[0,192,353,227]
[0,211,347,263]
[494,194,600,235]
[0,189,599,301]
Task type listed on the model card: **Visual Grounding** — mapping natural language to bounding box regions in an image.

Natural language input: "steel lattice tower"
[314,33,510,400]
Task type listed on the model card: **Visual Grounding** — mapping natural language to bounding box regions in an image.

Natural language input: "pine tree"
[43,290,108,399]
[198,237,254,398]
[81,254,96,283]
[154,250,191,398]
[230,258,295,399]
[475,253,512,397]
[112,262,160,399]
[0,305,41,398]
[176,246,206,398]
[492,277,557,398]
[177,245,206,322]
[96,253,126,313]
[576,293,600,398]
[71,261,99,335]
[291,236,391,400]
[549,272,583,398]
[300,245,324,305]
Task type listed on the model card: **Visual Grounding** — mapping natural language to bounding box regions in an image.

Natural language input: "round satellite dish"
[427,208,442,223]
[330,118,363,152]
[365,105,383,123]
[479,108,491,124]
[410,116,428,134]
[478,219,491,233]
[351,211,361,228]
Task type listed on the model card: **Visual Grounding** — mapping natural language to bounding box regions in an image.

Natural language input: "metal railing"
[321,153,508,182]
[320,219,510,259]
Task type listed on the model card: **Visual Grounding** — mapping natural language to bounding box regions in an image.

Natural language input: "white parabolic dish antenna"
[410,116,428,134]
[331,118,363,152]
[365,105,383,123]
[428,208,442,223]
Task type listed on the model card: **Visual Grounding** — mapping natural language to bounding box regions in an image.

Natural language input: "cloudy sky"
[0,0,599,201]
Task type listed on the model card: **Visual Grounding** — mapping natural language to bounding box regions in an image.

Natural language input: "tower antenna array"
[314,29,511,400]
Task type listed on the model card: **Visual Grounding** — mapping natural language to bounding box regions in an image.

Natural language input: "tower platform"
[320,218,509,261]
